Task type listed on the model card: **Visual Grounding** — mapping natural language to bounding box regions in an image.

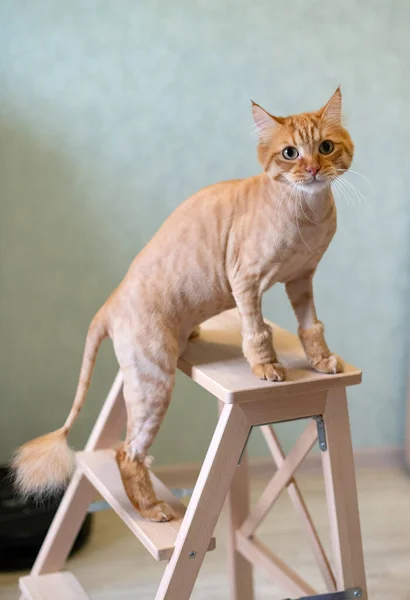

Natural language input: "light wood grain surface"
[29,374,126,577]
[178,310,362,403]
[76,450,215,561]
[155,403,250,599]
[240,421,318,538]
[5,467,410,600]
[261,425,336,592]
[321,388,367,596]
[19,572,88,600]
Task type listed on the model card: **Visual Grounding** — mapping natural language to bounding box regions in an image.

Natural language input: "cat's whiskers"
[340,177,371,208]
[325,175,348,205]
[275,181,294,220]
[333,179,355,208]
[301,189,318,215]
[298,191,318,225]
[329,174,366,209]
[334,175,371,209]
[332,177,359,207]
[327,175,354,207]
[335,168,373,188]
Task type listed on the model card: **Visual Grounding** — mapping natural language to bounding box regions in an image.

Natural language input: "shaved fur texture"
[13,89,353,521]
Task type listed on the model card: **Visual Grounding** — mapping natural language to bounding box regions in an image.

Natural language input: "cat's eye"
[319,140,334,155]
[282,146,299,160]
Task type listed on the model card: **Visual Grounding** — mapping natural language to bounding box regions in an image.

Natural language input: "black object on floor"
[0,466,92,572]
[283,590,363,600]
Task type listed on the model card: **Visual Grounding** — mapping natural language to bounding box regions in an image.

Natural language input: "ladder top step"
[76,449,215,561]
[178,309,362,403]
[20,572,89,600]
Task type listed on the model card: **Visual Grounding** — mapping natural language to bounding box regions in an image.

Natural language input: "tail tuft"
[12,428,75,500]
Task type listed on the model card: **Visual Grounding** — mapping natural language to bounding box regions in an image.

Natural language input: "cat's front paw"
[252,362,286,382]
[313,354,343,374]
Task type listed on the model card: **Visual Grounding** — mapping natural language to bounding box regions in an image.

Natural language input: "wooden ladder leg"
[321,387,368,599]
[226,450,254,600]
[155,403,251,600]
[218,401,254,600]
[30,371,126,575]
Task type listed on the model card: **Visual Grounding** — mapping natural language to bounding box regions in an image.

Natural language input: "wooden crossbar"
[261,425,336,592]
[240,420,318,537]
[236,533,316,597]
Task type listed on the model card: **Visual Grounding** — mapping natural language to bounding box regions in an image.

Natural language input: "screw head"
[320,442,326,450]
[189,551,197,559]
[353,589,362,598]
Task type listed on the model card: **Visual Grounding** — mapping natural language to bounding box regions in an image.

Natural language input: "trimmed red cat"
[13,88,353,522]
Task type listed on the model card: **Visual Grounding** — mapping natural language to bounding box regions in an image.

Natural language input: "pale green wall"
[1,1,409,466]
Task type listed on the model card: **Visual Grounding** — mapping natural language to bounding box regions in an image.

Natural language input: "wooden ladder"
[19,310,368,600]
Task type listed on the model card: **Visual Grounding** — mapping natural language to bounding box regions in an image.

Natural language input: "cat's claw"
[313,354,343,374]
[140,501,175,522]
[252,362,286,382]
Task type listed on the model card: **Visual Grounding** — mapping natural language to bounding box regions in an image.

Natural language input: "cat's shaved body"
[13,88,354,521]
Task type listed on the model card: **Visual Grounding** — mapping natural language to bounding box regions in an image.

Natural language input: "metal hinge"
[313,415,327,451]
[283,588,362,600]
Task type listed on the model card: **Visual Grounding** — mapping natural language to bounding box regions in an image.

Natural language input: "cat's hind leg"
[113,330,178,522]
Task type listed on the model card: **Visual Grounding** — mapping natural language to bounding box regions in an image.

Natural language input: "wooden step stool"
[19,310,367,600]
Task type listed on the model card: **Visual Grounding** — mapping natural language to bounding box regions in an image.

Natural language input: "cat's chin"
[294,179,328,195]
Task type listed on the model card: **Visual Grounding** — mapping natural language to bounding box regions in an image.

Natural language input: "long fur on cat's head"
[252,87,354,192]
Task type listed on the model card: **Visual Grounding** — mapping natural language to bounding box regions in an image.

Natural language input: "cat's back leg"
[112,323,179,521]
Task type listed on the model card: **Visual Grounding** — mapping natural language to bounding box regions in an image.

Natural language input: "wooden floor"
[2,467,410,599]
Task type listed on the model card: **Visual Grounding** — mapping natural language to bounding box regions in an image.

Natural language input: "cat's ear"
[251,101,281,141]
[318,87,342,125]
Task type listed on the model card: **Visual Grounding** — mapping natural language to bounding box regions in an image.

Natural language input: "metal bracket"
[284,587,363,599]
[313,415,327,451]
[241,414,328,466]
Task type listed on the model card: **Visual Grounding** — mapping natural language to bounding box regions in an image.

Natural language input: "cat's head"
[252,88,354,192]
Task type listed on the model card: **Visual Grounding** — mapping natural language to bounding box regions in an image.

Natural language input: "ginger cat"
[13,88,353,522]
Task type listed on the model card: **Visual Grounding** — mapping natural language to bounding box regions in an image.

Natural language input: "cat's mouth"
[306,174,329,184]
[293,177,328,191]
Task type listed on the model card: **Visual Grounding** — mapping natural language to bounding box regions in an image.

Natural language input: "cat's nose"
[306,165,320,177]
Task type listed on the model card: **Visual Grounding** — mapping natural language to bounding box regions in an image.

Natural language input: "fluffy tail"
[12,310,108,499]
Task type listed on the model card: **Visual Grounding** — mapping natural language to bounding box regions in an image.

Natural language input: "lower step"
[20,572,89,600]
[76,449,216,561]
